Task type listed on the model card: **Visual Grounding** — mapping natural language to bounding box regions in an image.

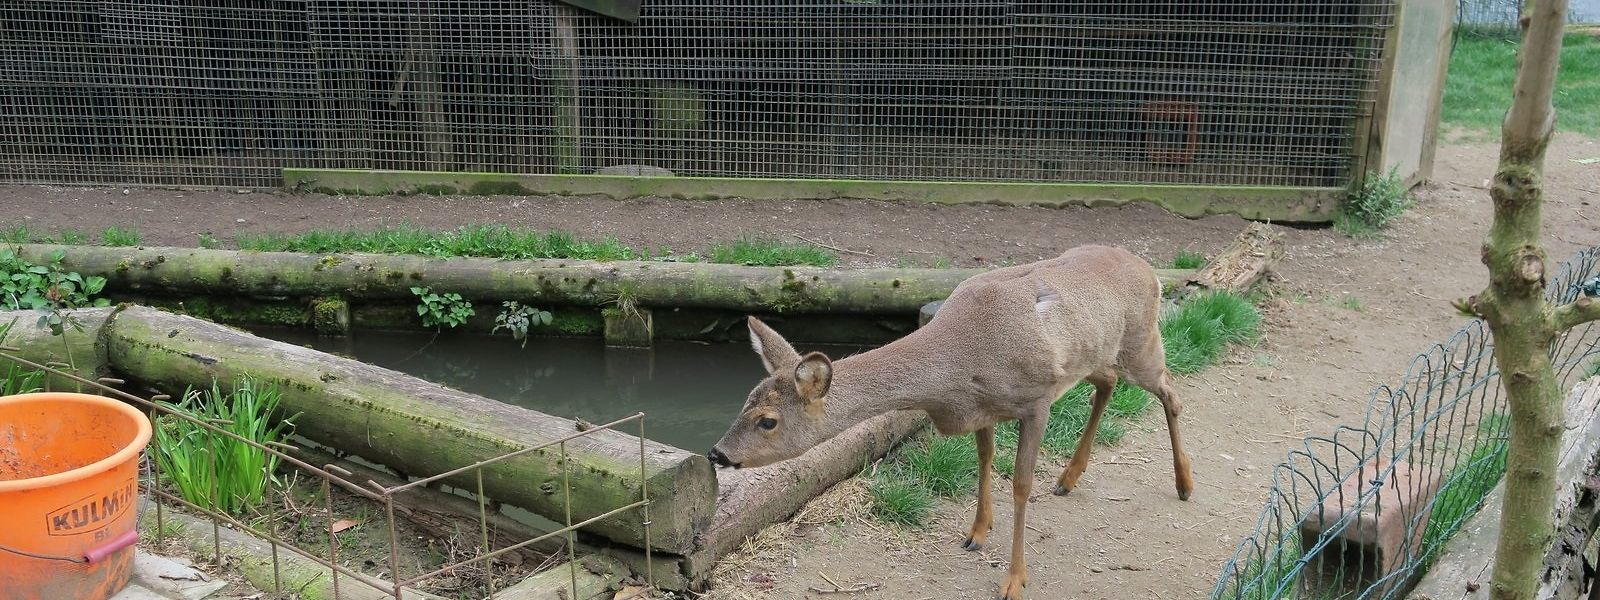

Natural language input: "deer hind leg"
[998,411,1046,600]
[1123,334,1195,501]
[1055,369,1116,496]
[962,426,996,551]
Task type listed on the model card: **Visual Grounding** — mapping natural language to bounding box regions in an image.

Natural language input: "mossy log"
[687,410,928,578]
[14,245,1194,315]
[102,306,714,555]
[0,306,115,389]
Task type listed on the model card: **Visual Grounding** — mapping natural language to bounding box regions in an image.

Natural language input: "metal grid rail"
[1210,245,1600,600]
[0,345,657,600]
[0,1,1394,189]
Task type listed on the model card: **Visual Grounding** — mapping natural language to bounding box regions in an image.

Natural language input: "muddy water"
[255,328,871,452]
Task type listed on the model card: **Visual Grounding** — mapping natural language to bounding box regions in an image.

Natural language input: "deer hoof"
[1053,484,1070,496]
[961,537,983,551]
[1178,489,1192,501]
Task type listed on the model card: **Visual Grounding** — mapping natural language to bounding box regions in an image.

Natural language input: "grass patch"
[101,226,141,247]
[239,224,637,262]
[1336,165,1410,238]
[868,291,1260,525]
[1443,32,1600,136]
[1419,413,1510,567]
[706,238,838,267]
[152,376,298,515]
[0,319,46,395]
[1172,250,1207,270]
[1218,531,1304,600]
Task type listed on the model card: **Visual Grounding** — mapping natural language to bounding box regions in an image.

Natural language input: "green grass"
[1172,250,1207,270]
[706,238,838,267]
[152,376,298,515]
[238,224,638,262]
[100,226,141,247]
[1219,532,1305,600]
[1419,413,1510,567]
[0,319,47,395]
[1443,32,1600,136]
[868,291,1261,525]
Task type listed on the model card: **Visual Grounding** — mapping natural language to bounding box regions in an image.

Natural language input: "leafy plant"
[197,232,219,249]
[1,248,111,319]
[152,376,297,515]
[411,286,474,329]
[1337,165,1410,237]
[101,226,141,247]
[493,301,552,347]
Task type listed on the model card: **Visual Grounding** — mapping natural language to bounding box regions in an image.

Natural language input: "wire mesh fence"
[0,341,657,600]
[1210,244,1600,600]
[1,1,1395,189]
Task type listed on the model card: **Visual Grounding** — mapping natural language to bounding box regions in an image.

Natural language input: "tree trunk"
[90,306,715,555]
[1451,1,1596,598]
[14,244,1193,315]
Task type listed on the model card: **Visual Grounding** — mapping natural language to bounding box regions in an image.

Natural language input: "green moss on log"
[14,244,1195,316]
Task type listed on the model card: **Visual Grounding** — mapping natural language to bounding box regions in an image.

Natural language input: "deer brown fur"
[708,245,1194,600]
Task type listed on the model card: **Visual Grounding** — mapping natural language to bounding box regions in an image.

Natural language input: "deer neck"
[821,336,957,431]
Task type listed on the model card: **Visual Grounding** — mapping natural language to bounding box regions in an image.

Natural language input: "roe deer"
[707,245,1194,600]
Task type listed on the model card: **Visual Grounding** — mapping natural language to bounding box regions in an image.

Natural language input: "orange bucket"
[0,392,152,600]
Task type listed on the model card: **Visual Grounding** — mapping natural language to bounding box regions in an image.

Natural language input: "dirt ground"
[2,131,1597,600]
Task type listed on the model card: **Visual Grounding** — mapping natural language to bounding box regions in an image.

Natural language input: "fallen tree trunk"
[687,410,926,578]
[0,306,115,389]
[101,306,715,555]
[14,244,1193,315]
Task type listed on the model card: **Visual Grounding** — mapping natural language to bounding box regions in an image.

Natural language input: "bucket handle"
[0,530,138,564]
[85,530,139,564]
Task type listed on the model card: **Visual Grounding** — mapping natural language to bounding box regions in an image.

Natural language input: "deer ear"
[794,352,833,404]
[748,316,800,374]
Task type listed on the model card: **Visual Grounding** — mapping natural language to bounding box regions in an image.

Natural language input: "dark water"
[254,328,870,452]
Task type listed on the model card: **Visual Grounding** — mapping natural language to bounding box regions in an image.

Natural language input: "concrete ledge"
[283,168,1344,222]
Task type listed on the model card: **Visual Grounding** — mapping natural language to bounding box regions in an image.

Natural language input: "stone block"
[1298,458,1443,597]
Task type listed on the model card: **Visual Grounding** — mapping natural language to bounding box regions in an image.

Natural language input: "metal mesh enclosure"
[1,1,1394,189]
[1211,245,1600,600]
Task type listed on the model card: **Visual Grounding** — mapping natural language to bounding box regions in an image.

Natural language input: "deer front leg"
[998,413,1046,600]
[963,427,996,551]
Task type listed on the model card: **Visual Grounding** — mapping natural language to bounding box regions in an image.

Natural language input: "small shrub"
[411,286,474,329]
[1172,250,1207,270]
[153,377,297,515]
[1338,165,1410,237]
[493,301,552,347]
[101,226,141,247]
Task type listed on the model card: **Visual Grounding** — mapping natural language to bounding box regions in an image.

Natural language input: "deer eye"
[757,417,778,430]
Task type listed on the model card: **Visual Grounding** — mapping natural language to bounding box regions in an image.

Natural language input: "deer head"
[707,317,835,469]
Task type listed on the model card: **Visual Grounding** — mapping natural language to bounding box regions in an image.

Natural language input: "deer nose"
[707,447,736,468]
